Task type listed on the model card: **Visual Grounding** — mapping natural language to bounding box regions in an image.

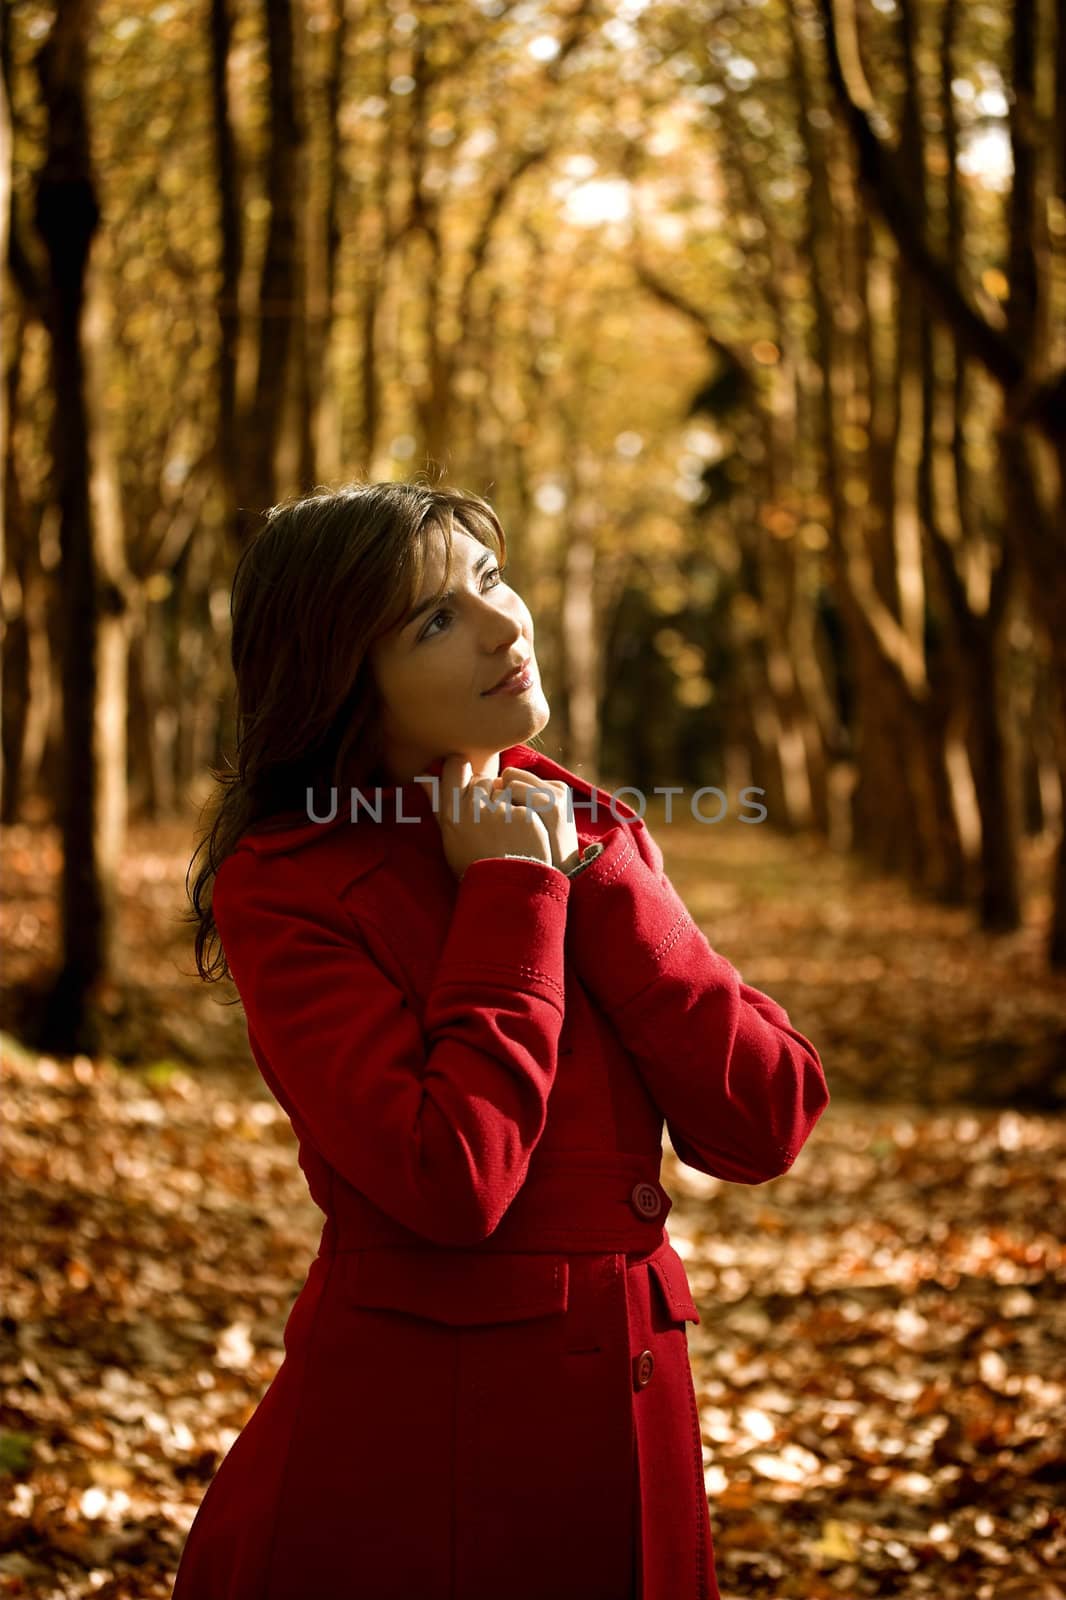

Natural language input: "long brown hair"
[186,478,511,987]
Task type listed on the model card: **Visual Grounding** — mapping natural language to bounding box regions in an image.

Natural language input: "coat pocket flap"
[648,1244,701,1325]
[348,1249,570,1326]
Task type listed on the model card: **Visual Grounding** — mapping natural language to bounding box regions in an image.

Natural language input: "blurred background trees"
[2,0,1064,1051]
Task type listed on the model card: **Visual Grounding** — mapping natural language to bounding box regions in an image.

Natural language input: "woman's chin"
[520,694,550,736]
[476,685,550,745]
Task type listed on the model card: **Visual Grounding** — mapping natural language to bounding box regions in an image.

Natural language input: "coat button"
[634,1349,655,1389]
[630,1181,662,1219]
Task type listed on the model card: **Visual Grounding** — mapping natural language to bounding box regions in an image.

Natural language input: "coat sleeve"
[212,845,572,1246]
[564,816,829,1184]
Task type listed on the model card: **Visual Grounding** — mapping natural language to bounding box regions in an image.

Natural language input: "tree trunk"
[1,317,29,824]
[1004,0,1066,964]
[208,0,242,549]
[559,444,604,778]
[236,0,306,536]
[0,49,10,817]
[296,0,346,489]
[30,0,105,1051]
[789,9,917,880]
[932,0,1021,928]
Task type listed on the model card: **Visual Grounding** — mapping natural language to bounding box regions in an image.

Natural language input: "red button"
[634,1349,655,1389]
[630,1181,662,1219]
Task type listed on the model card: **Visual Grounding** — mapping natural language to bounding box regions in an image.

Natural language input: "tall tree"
[208,0,242,547]
[210,0,307,546]
[0,4,11,818]
[31,0,106,1049]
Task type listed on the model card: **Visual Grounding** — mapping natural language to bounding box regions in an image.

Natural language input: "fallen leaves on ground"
[1,1040,1064,1597]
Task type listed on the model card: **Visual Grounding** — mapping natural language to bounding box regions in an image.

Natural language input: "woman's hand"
[489,768,581,873]
[417,757,555,880]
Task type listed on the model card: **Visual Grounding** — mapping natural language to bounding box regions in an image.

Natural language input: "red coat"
[172,741,829,1600]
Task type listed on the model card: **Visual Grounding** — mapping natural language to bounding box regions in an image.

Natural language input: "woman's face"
[368,522,550,784]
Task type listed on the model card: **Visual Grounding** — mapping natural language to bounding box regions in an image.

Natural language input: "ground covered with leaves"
[1,811,1065,1597]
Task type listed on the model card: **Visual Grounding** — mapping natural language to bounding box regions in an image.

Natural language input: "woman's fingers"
[495,771,575,822]
[489,772,579,868]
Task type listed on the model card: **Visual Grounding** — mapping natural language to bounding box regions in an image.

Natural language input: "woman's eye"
[421,567,503,639]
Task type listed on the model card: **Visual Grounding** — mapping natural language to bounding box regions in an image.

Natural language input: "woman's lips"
[483,662,536,696]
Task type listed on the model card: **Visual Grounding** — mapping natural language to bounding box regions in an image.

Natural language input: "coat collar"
[233,742,635,869]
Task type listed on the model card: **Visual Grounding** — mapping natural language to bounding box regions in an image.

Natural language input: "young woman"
[176,480,829,1600]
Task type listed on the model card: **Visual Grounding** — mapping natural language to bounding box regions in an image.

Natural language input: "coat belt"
[317,1154,674,1257]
